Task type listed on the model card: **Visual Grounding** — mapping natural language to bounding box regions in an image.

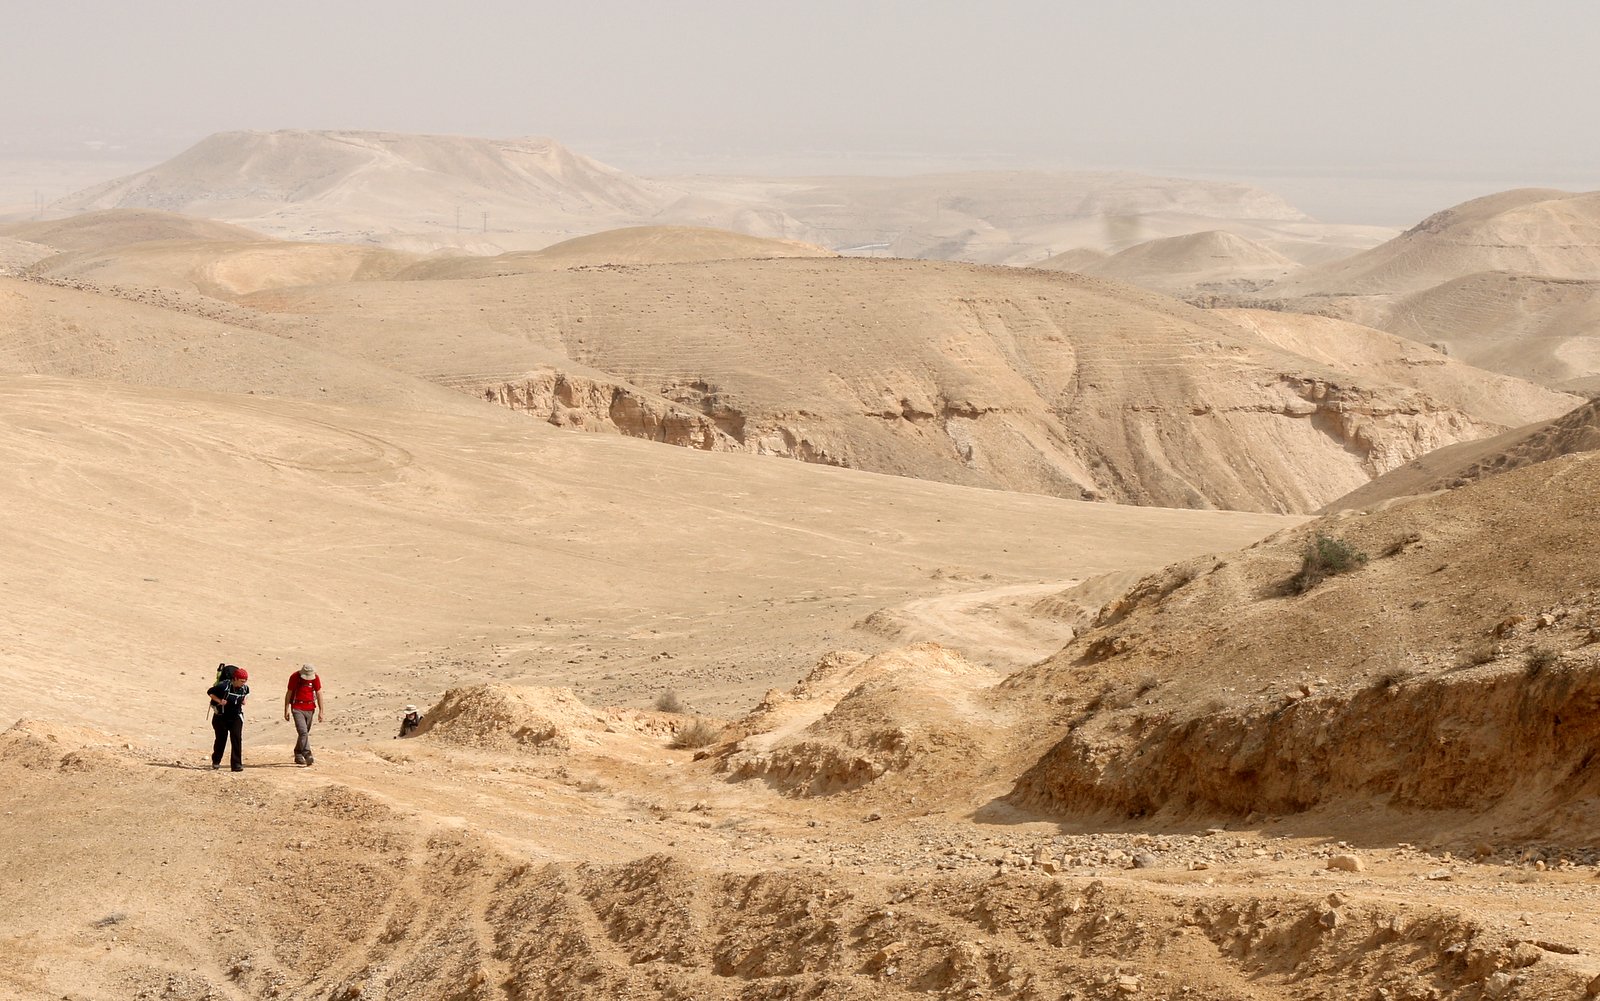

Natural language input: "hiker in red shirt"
[283,664,325,766]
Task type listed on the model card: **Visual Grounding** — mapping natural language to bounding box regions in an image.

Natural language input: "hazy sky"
[4,0,1598,221]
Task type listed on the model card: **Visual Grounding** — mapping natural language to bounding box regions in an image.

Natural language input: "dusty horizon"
[5,1,1600,222]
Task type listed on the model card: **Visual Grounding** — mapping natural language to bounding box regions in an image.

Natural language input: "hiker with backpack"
[284,664,325,766]
[207,665,250,771]
[397,704,421,738]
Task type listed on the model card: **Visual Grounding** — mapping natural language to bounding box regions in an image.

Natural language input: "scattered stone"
[1483,972,1513,999]
[1319,909,1340,929]
[1327,854,1364,872]
[1424,869,1453,881]
[1115,974,1141,994]
[1132,853,1158,869]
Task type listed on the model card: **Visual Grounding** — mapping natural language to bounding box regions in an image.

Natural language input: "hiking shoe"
[211,762,221,771]
[303,755,314,766]
[231,766,244,772]
[294,754,306,766]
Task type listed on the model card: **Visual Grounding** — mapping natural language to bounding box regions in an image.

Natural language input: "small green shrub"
[654,690,686,714]
[669,717,722,749]
[1457,642,1498,669]
[1287,534,1369,594]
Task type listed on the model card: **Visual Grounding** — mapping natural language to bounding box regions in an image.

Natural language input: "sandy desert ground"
[4,145,1600,1001]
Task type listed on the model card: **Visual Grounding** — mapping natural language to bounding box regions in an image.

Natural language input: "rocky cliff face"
[466,363,1515,514]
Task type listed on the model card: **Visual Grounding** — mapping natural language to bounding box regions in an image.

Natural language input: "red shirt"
[287,673,321,711]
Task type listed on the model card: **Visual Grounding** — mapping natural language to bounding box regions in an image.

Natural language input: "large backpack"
[214,663,238,687]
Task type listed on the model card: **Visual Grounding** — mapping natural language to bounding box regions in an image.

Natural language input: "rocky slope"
[242,257,1576,513]
[1006,448,1600,842]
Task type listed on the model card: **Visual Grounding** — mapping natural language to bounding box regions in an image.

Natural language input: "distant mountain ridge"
[43,129,1378,264]
[51,130,674,247]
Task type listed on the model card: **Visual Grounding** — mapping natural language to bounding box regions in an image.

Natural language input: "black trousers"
[211,714,244,769]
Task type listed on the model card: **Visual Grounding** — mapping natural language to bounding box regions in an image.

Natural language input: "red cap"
[233,668,249,681]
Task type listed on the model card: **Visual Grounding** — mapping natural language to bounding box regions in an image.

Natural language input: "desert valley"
[3,124,1600,1001]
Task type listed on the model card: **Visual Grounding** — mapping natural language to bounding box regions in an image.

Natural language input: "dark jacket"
[208,681,250,720]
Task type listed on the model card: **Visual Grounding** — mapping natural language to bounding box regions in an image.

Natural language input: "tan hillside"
[1033,246,1108,271]
[396,225,834,279]
[1325,397,1600,512]
[243,257,1574,513]
[1007,448,1600,843]
[1052,230,1300,293]
[1274,188,1600,297]
[1214,308,1579,429]
[0,277,492,413]
[1232,189,1600,392]
[1385,271,1600,390]
[0,236,54,272]
[27,238,420,297]
[0,207,264,251]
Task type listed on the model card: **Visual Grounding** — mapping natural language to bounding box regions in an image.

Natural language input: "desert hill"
[1225,189,1600,393]
[25,238,420,297]
[1034,246,1109,271]
[237,256,1576,513]
[50,130,675,250]
[0,207,263,251]
[1274,188,1600,297]
[0,277,487,413]
[1325,397,1600,512]
[1037,230,1299,293]
[1385,271,1600,391]
[0,235,54,272]
[394,225,835,279]
[1212,308,1575,430]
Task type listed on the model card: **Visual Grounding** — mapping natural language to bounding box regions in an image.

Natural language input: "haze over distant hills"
[30,129,1394,265]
